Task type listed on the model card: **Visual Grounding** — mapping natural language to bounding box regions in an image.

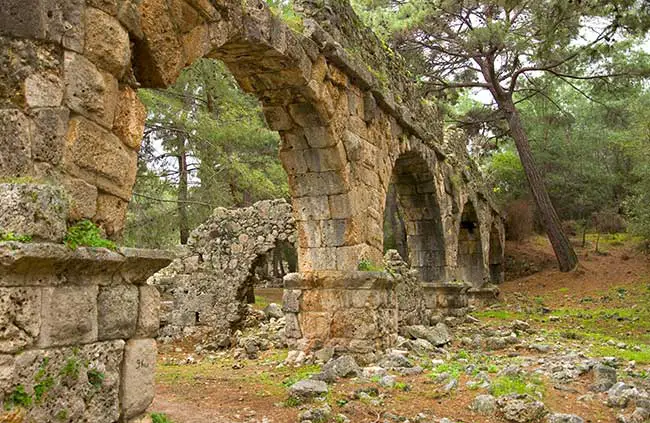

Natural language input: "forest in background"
[125,0,650,262]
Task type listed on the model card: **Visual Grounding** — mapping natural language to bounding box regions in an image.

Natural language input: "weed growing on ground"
[490,374,545,398]
[64,220,116,250]
[281,364,321,387]
[4,385,32,410]
[151,413,175,423]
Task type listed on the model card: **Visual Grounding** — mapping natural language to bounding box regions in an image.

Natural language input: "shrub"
[64,220,116,250]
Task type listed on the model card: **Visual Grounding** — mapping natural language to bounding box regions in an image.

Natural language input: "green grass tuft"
[64,220,116,250]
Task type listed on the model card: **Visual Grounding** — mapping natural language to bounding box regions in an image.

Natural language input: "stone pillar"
[0,242,171,422]
[283,271,397,364]
[422,281,471,318]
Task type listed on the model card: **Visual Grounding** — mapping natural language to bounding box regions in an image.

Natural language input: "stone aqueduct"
[0,0,504,420]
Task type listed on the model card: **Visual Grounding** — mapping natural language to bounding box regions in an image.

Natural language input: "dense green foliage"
[352,0,650,242]
[124,59,288,248]
[64,220,117,250]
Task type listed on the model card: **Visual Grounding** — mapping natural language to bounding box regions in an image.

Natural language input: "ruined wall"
[152,199,295,339]
[0,242,171,422]
[0,0,505,368]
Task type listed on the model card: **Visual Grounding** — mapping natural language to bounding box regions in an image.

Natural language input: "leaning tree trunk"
[499,97,578,272]
[177,137,190,245]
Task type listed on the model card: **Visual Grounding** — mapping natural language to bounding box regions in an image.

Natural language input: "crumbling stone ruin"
[152,199,296,340]
[0,0,506,418]
[0,242,171,422]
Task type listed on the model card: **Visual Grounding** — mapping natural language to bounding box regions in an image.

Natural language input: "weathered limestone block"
[283,271,397,363]
[136,285,161,337]
[113,86,146,150]
[29,107,70,166]
[1,340,124,422]
[24,72,64,108]
[0,110,32,177]
[64,116,137,200]
[39,286,99,348]
[0,0,85,52]
[134,0,185,87]
[120,338,156,419]
[0,288,41,353]
[0,183,68,242]
[63,177,98,220]
[64,51,118,129]
[98,285,139,340]
[95,193,129,237]
[84,7,131,78]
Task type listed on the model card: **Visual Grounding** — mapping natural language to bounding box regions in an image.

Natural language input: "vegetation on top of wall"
[0,232,33,243]
[64,220,117,251]
[357,258,384,272]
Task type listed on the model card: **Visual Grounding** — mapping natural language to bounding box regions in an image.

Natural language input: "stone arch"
[456,199,485,286]
[489,219,505,283]
[153,199,295,338]
[385,151,446,282]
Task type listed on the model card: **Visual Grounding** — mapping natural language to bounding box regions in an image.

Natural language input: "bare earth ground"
[150,234,650,423]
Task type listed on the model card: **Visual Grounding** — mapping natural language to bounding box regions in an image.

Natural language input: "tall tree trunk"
[177,137,190,245]
[499,97,578,272]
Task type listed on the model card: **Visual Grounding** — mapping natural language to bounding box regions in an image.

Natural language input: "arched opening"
[384,151,445,282]
[489,222,504,283]
[457,200,485,285]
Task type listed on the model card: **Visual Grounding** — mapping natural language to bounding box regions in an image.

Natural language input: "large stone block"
[134,0,185,87]
[98,285,139,340]
[4,340,124,422]
[0,183,68,242]
[64,51,118,129]
[136,285,161,338]
[63,177,98,220]
[29,107,70,166]
[24,72,64,108]
[39,286,98,348]
[0,288,41,353]
[84,7,131,77]
[64,116,137,200]
[95,193,129,237]
[0,0,85,52]
[120,338,156,419]
[0,110,32,177]
[113,86,146,150]
[0,37,63,109]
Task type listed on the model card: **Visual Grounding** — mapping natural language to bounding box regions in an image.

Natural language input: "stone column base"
[283,271,397,365]
[423,282,472,318]
[0,242,172,422]
[468,284,500,307]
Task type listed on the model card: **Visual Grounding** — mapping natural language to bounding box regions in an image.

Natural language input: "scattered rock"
[471,394,497,415]
[547,413,584,423]
[288,380,328,399]
[380,375,396,388]
[263,303,284,320]
[403,324,452,346]
[497,394,547,423]
[314,355,360,382]
[591,364,617,392]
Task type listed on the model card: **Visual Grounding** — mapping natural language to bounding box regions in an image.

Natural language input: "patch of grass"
[281,364,321,387]
[87,369,105,388]
[284,396,303,407]
[428,362,464,380]
[55,409,68,421]
[558,287,569,294]
[0,232,32,242]
[472,309,521,320]
[490,374,545,398]
[4,385,32,410]
[151,413,175,423]
[394,381,410,391]
[254,295,269,310]
[357,258,384,272]
[59,356,81,380]
[64,220,116,250]
[33,358,55,403]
